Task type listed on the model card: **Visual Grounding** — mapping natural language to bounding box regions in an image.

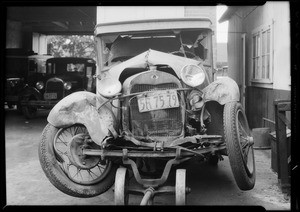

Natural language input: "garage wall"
[243,2,291,91]
[246,86,291,129]
[6,20,22,48]
[226,3,291,128]
[227,11,243,86]
[32,33,47,55]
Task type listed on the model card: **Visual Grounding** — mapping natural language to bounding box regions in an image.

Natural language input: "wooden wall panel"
[246,86,291,129]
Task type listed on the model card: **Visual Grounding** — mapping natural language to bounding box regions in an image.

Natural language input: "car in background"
[20,57,96,118]
[5,49,52,111]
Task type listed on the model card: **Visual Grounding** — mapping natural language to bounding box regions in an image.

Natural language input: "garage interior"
[3,6,291,209]
[6,7,96,54]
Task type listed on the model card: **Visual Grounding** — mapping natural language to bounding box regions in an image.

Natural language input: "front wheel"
[38,123,118,197]
[21,96,37,119]
[223,102,255,190]
[7,102,14,109]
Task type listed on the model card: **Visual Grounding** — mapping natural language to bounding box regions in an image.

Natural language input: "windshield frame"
[95,28,213,74]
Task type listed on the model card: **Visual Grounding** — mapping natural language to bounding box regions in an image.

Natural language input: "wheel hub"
[247,136,254,146]
[68,134,100,169]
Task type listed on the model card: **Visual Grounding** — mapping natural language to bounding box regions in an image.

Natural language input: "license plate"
[44,93,57,100]
[137,90,179,113]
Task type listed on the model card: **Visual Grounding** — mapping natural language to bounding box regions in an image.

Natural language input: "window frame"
[250,22,273,87]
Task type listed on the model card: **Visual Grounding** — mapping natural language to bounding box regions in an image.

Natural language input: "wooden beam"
[274,101,291,192]
[277,102,291,112]
[52,21,69,30]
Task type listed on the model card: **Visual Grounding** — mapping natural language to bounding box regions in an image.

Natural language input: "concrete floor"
[4,107,290,209]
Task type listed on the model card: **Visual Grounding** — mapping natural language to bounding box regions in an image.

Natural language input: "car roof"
[94,18,212,36]
[46,57,95,63]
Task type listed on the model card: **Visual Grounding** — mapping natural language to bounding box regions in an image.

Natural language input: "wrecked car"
[39,17,255,205]
[20,57,96,119]
[5,50,51,111]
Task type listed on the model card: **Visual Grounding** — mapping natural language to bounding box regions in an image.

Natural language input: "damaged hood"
[104,49,201,79]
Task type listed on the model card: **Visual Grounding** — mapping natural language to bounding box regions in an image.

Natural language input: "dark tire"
[22,96,37,119]
[38,123,118,198]
[16,103,22,114]
[7,102,14,109]
[223,102,255,190]
[207,155,219,166]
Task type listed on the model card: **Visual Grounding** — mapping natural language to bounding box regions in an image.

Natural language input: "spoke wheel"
[39,123,118,197]
[224,102,255,190]
[114,167,129,205]
[175,169,186,205]
[53,125,112,185]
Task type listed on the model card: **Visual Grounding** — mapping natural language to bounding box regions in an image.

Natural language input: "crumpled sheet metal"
[47,91,116,146]
[202,77,240,105]
[106,49,200,80]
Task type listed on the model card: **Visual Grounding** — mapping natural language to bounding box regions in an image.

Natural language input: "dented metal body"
[48,50,239,146]
[48,91,117,146]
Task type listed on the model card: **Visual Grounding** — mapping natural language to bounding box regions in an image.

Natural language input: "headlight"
[97,77,122,98]
[180,64,206,87]
[36,81,44,90]
[64,82,72,90]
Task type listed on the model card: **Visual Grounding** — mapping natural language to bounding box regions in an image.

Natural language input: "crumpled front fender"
[202,77,240,105]
[47,91,117,146]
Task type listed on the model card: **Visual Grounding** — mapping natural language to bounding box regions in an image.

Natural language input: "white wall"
[227,2,291,91]
[271,2,291,90]
[227,11,243,86]
[32,33,47,55]
[243,2,290,90]
[97,6,184,24]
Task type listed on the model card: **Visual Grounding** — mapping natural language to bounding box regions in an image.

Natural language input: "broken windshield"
[99,29,212,68]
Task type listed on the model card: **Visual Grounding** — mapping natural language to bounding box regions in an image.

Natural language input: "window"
[251,23,272,85]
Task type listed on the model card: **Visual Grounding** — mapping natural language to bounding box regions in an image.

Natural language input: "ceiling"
[7,6,96,35]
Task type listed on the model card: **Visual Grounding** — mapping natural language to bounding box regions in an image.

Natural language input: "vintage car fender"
[19,85,43,100]
[202,77,240,105]
[47,91,117,146]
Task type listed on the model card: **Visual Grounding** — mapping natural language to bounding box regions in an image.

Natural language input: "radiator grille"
[45,81,64,100]
[129,83,183,138]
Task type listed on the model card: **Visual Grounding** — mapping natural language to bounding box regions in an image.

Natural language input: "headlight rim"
[97,77,122,98]
[35,81,44,90]
[64,82,72,90]
[180,64,206,87]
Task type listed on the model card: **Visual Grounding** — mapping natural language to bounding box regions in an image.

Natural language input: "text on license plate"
[44,93,57,100]
[137,90,179,112]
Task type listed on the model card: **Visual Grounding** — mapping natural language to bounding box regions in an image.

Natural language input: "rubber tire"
[38,123,118,198]
[22,96,37,119]
[207,155,219,166]
[16,102,22,114]
[7,102,14,109]
[223,102,255,190]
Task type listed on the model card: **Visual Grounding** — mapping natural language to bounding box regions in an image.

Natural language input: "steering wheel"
[171,51,197,59]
